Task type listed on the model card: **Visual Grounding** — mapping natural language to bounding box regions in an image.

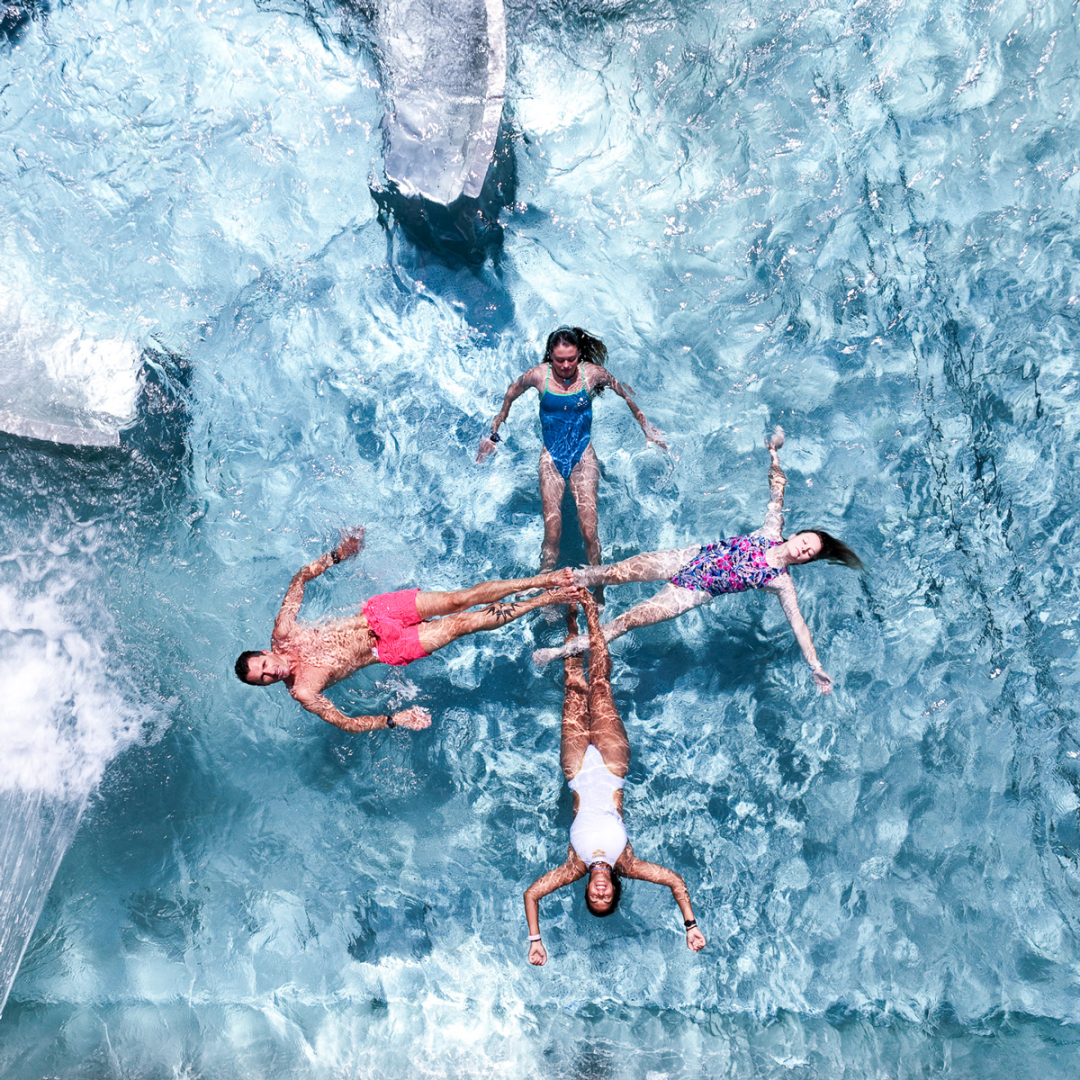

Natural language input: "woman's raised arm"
[772,575,833,694]
[593,367,667,450]
[759,426,787,540]
[523,850,587,965]
[477,369,541,462]
[620,847,706,953]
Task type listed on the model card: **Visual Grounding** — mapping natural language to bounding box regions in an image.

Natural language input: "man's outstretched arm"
[292,688,431,732]
[272,528,365,640]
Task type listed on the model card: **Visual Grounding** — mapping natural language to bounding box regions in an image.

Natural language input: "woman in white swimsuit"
[523,587,707,965]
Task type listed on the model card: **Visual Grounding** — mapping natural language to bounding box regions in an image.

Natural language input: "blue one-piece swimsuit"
[539,369,593,479]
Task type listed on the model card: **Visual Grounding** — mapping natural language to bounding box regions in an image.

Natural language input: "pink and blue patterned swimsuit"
[670,534,787,596]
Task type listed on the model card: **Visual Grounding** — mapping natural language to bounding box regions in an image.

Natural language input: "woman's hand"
[391,706,432,730]
[642,421,668,451]
[812,668,833,695]
[476,435,498,463]
[686,926,706,952]
[528,940,548,966]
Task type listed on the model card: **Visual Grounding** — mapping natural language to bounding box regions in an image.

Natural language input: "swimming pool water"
[2,0,1080,1076]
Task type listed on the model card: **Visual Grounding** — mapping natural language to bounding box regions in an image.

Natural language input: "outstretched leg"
[418,586,579,655]
[539,449,567,571]
[415,568,572,620]
[559,605,591,782]
[578,588,629,778]
[567,445,602,567]
[532,582,713,666]
[572,544,701,588]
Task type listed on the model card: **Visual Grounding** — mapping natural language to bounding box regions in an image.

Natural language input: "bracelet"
[384,714,395,728]
[331,550,341,564]
[528,934,541,942]
[808,661,822,672]
[489,431,501,443]
[684,919,697,930]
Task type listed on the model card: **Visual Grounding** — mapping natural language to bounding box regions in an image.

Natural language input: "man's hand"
[336,527,365,561]
[687,926,706,952]
[812,668,833,695]
[528,940,548,966]
[477,435,498,463]
[391,706,432,731]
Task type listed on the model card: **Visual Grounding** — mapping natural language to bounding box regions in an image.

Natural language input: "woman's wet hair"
[584,870,622,917]
[544,326,608,369]
[805,530,864,571]
[234,650,262,683]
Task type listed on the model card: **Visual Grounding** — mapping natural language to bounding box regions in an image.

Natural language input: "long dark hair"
[584,869,623,917]
[543,326,608,393]
[805,530,864,571]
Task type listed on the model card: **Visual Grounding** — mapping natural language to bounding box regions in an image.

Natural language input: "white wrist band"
[528,934,541,942]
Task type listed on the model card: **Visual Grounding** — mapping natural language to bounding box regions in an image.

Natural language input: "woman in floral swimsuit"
[532,428,863,694]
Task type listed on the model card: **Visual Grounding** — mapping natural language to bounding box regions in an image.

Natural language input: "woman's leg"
[538,450,567,571]
[572,544,701,588]
[559,606,592,782]
[567,445,602,566]
[578,588,629,778]
[532,583,713,666]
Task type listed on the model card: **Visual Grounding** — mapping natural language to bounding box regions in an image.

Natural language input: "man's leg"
[572,544,701,588]
[414,568,572,620]
[417,586,579,655]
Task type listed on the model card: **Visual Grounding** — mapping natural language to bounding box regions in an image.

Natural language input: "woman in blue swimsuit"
[477,326,667,571]
[532,429,863,695]
[523,587,707,965]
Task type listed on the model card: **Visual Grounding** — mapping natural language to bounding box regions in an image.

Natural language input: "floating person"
[532,428,863,694]
[235,527,575,733]
[523,587,707,965]
[477,325,667,572]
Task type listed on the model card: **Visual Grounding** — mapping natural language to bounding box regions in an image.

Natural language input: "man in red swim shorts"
[235,527,574,734]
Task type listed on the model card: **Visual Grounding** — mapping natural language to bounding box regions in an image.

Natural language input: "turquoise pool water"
[3,0,1080,1076]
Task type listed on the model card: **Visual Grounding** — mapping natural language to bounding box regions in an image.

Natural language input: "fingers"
[394,707,432,730]
[766,425,785,450]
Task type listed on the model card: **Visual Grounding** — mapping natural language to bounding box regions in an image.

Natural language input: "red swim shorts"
[362,588,428,667]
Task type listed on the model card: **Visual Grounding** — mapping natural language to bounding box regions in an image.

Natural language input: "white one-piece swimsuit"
[568,744,627,867]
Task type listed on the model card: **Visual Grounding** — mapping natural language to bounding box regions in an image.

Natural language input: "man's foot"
[536,568,574,589]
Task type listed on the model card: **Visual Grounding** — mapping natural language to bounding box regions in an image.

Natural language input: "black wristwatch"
[489,430,501,443]
[331,549,341,564]
[384,714,395,728]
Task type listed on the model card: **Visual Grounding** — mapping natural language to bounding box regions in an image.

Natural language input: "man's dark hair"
[584,871,622,917]
[806,530,864,571]
[234,650,261,683]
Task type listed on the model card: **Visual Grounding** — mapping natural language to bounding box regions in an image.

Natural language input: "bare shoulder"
[582,362,614,389]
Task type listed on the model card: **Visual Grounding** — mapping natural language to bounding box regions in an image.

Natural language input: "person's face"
[586,865,615,912]
[785,532,822,565]
[244,651,290,685]
[551,342,581,383]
